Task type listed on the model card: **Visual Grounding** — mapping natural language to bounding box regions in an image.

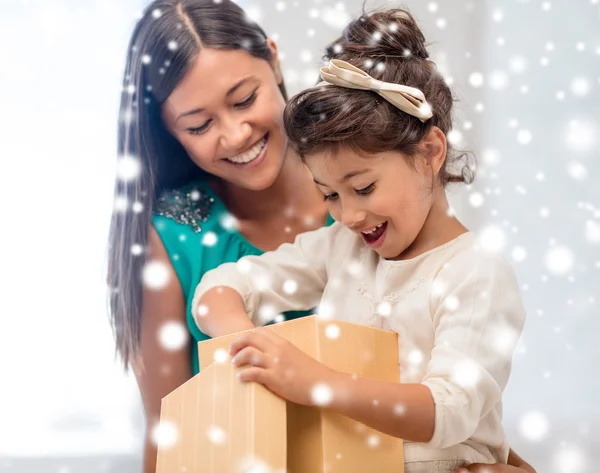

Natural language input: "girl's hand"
[229,328,335,406]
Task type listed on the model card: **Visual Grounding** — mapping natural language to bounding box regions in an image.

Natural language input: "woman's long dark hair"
[108,0,287,368]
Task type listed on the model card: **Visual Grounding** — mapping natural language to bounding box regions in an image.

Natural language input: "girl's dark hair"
[284,8,474,185]
[108,0,286,368]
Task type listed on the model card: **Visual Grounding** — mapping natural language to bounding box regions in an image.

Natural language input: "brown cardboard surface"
[196,316,405,473]
[156,360,286,473]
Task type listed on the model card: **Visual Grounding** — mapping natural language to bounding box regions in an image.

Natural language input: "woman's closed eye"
[188,120,211,135]
[187,91,258,135]
[234,90,258,109]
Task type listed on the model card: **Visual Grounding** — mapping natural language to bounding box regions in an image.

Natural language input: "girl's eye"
[235,91,257,109]
[188,120,211,135]
[323,192,339,202]
[356,183,375,195]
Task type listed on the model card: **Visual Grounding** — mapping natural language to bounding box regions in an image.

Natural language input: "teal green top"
[153,179,334,375]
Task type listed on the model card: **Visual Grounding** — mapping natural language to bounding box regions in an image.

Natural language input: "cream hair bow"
[319,59,433,122]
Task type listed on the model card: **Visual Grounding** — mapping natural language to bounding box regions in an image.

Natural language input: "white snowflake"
[553,445,587,473]
[142,261,170,290]
[570,76,590,96]
[207,425,227,446]
[567,162,588,181]
[486,323,521,356]
[516,129,532,145]
[482,148,502,166]
[489,70,509,90]
[317,301,334,319]
[511,246,527,262]
[325,323,340,339]
[584,220,600,244]
[468,72,484,88]
[311,383,333,406]
[202,232,218,247]
[152,420,178,448]
[447,129,463,145]
[131,243,144,256]
[376,301,392,317]
[451,361,481,387]
[408,349,423,365]
[244,7,262,22]
[282,279,298,294]
[237,457,272,473]
[564,119,596,153]
[544,245,574,276]
[508,55,527,74]
[469,192,484,208]
[518,411,549,441]
[444,295,460,311]
[159,321,188,351]
[116,155,141,182]
[321,8,350,29]
[213,348,229,364]
[300,50,312,63]
[478,225,506,252]
[194,305,208,321]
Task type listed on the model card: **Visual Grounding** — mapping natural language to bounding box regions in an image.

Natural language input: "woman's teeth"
[225,137,266,164]
[362,222,385,235]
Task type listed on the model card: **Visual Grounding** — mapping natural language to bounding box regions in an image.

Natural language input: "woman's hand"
[229,327,335,406]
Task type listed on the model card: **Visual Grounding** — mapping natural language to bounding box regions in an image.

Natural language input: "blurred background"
[0,0,598,472]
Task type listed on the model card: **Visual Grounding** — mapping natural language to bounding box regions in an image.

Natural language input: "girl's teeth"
[362,223,384,234]
[226,138,266,164]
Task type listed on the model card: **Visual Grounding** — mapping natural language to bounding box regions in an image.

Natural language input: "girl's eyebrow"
[313,168,371,186]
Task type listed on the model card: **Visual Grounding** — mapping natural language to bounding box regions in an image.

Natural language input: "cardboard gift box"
[156,316,405,473]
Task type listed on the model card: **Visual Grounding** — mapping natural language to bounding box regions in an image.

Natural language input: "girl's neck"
[396,188,469,261]
[215,148,325,224]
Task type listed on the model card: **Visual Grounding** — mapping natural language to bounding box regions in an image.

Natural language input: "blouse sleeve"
[421,249,526,449]
[191,223,346,327]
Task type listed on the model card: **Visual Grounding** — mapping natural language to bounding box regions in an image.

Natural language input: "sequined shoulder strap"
[154,186,214,233]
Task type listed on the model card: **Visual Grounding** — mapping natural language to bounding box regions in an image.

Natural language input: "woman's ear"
[420,126,447,176]
[266,38,283,85]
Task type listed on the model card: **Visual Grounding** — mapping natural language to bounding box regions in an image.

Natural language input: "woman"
[107,1,536,472]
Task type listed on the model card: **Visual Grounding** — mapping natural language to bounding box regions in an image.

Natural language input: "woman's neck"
[215,149,324,224]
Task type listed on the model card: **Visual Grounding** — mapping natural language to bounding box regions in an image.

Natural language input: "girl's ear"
[420,126,447,176]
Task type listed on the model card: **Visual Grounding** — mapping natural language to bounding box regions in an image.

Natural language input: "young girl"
[192,9,526,473]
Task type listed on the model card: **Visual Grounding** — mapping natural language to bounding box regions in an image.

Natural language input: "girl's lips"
[361,221,388,249]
